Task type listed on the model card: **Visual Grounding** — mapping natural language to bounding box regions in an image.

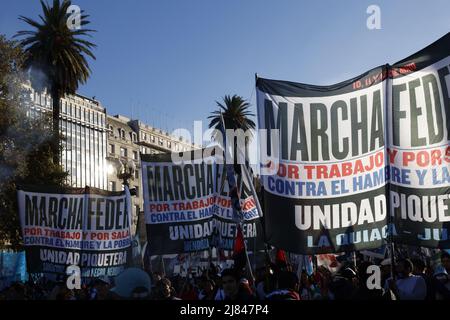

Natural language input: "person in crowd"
[219,268,255,301]
[328,266,358,300]
[179,281,198,300]
[239,278,255,297]
[432,265,450,300]
[198,277,217,300]
[441,251,450,274]
[147,271,162,295]
[386,258,427,300]
[314,266,332,298]
[266,271,301,300]
[56,287,76,300]
[154,278,181,300]
[109,268,152,300]
[299,271,321,300]
[256,263,278,300]
[89,277,112,300]
[412,258,435,300]
[380,258,392,287]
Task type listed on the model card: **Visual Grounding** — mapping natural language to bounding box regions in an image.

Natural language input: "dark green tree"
[0,35,67,249]
[15,0,96,164]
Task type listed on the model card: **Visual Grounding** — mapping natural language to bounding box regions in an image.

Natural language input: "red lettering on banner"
[402,148,450,167]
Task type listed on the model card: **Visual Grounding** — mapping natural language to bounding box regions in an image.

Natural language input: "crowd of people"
[1,251,449,300]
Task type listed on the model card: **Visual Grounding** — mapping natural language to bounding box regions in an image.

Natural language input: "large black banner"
[389,33,450,248]
[256,32,450,254]
[17,186,133,278]
[257,65,389,254]
[141,148,264,255]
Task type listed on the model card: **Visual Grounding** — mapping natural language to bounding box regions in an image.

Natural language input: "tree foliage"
[0,35,67,249]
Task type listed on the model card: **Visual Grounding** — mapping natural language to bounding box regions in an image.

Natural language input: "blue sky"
[1,0,449,136]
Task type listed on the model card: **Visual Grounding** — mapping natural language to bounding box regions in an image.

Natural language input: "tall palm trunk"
[51,88,61,165]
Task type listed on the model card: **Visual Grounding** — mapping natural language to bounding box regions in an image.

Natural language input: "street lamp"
[117,159,136,194]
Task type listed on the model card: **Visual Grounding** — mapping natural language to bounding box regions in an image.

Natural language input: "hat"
[380,258,391,266]
[110,268,152,298]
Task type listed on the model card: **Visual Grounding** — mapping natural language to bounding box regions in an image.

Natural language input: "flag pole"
[385,64,396,281]
[218,111,255,283]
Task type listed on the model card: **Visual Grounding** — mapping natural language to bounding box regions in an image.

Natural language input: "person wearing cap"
[109,268,152,300]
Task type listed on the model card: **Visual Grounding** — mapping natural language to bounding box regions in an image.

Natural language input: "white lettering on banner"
[260,83,385,162]
[39,249,128,267]
[21,193,129,230]
[390,191,450,223]
[295,195,386,230]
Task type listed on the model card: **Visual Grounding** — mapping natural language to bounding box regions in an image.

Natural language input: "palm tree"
[15,0,96,165]
[208,94,256,165]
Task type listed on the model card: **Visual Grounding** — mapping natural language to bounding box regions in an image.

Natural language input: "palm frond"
[15,0,96,96]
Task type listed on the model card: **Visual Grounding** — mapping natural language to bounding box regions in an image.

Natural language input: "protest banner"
[388,33,450,248]
[257,33,450,254]
[256,65,390,254]
[141,148,264,255]
[17,185,133,278]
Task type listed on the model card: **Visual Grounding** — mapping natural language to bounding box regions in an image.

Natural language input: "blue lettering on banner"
[352,168,386,191]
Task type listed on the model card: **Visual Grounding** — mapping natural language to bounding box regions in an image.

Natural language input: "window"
[109,144,115,154]
[132,133,137,142]
[142,133,147,141]
[120,147,127,158]
[133,151,138,160]
[109,181,116,191]
[158,138,164,146]
[142,147,146,154]
[151,135,155,143]
[167,141,171,148]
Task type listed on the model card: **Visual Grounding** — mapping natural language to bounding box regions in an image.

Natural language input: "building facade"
[29,89,108,189]
[129,120,196,156]
[107,117,198,239]
[105,114,141,234]
[28,87,199,240]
